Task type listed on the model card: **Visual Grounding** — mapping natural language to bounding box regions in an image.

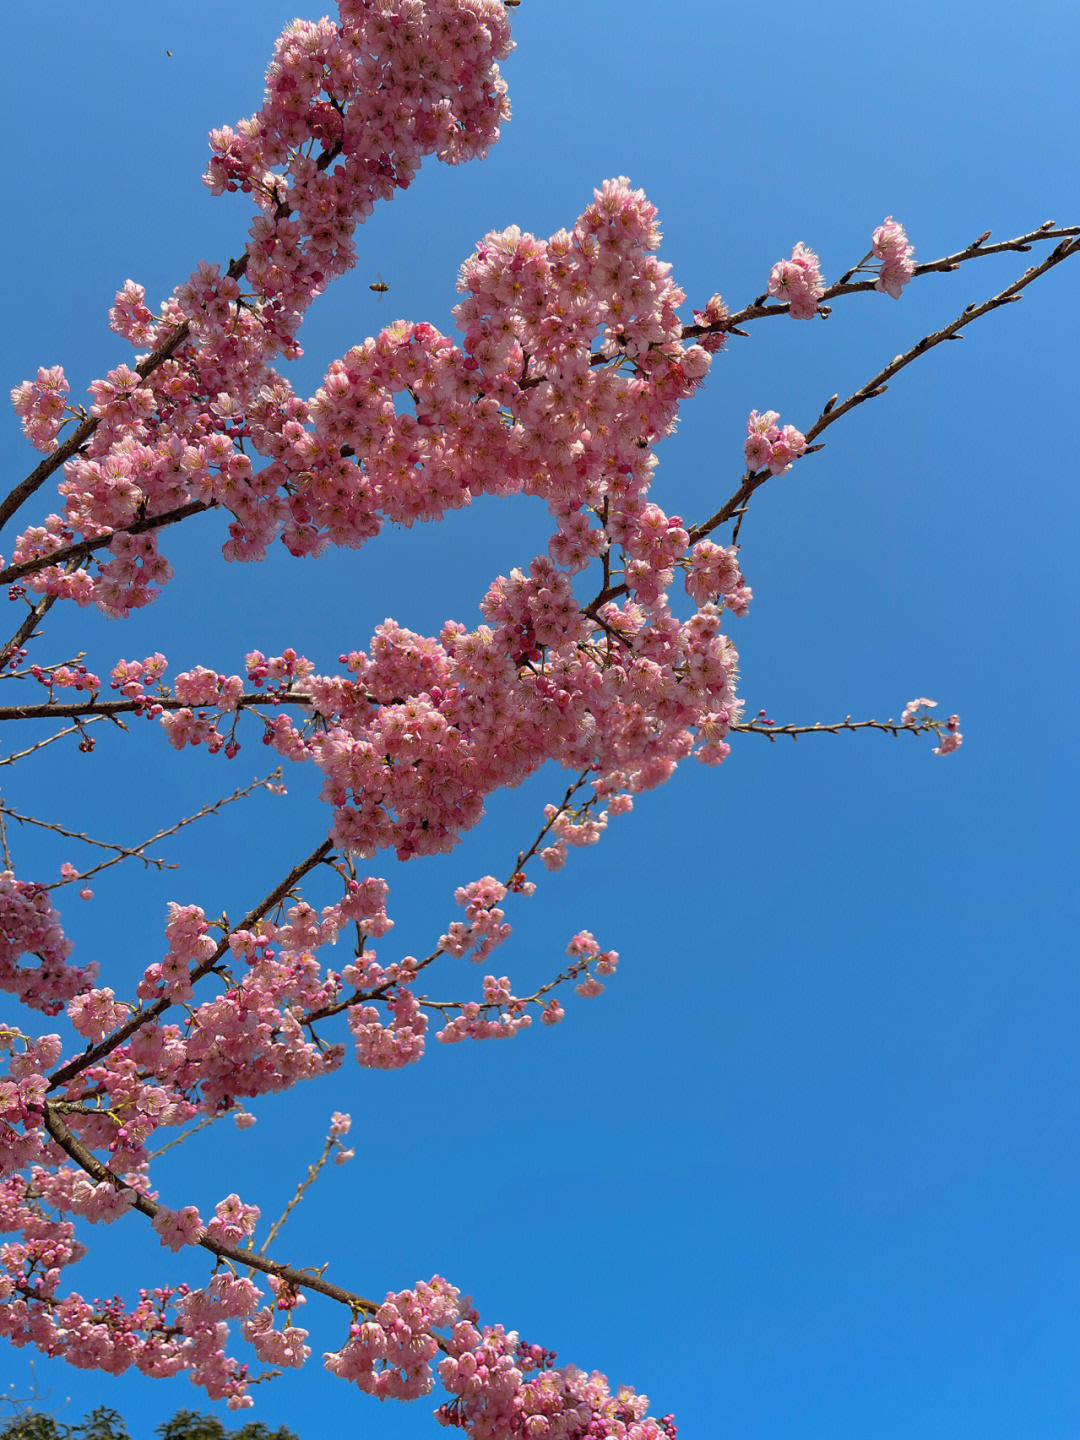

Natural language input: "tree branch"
[47,836,334,1089]
[40,1103,380,1317]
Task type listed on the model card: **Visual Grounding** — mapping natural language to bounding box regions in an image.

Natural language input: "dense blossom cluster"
[323,1275,670,1439]
[12,167,716,617]
[81,581,745,867]
[0,875,96,1016]
[9,0,513,614]
[436,1308,671,1439]
[204,1,513,348]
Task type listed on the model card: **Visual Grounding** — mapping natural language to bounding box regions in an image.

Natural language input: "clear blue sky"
[3,3,1078,1438]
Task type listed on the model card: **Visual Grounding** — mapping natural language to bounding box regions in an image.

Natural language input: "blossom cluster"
[12,169,719,625]
[743,410,808,476]
[767,242,826,319]
[9,366,70,454]
[436,1304,671,1439]
[203,1,513,350]
[0,1172,253,1406]
[322,1274,673,1439]
[0,875,97,1016]
[901,697,962,754]
[873,216,916,298]
[691,292,729,351]
[103,573,742,869]
[10,0,514,614]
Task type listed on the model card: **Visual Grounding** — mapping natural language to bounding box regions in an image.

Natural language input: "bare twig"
[730,715,946,741]
[255,1127,343,1257]
[703,223,1080,333]
[147,1112,218,1161]
[585,235,1080,617]
[5,768,283,889]
[0,719,103,767]
[803,236,1080,445]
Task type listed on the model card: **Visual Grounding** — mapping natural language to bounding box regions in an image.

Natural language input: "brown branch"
[586,235,1080,617]
[0,594,57,670]
[0,719,103,767]
[698,222,1080,334]
[0,808,171,865]
[419,955,590,1017]
[40,1102,379,1317]
[802,235,1080,445]
[302,769,594,1027]
[0,689,312,724]
[0,244,249,537]
[2,134,351,541]
[47,835,334,1088]
[0,769,282,888]
[730,715,945,741]
[0,500,213,589]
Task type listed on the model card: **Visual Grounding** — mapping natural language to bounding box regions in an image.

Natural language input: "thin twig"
[0,808,171,867]
[585,235,1080,616]
[0,719,103,767]
[7,652,86,681]
[255,1129,340,1257]
[708,223,1080,333]
[803,236,1080,445]
[730,715,944,741]
[7,768,284,889]
[147,1112,218,1160]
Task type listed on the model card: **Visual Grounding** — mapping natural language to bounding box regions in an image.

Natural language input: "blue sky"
[3,2,1078,1438]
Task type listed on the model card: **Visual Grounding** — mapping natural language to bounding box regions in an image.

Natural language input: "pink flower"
[901,697,937,724]
[768,242,826,318]
[872,217,915,298]
[574,977,605,998]
[151,1204,204,1251]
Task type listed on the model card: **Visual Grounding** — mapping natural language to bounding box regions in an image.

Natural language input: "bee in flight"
[369,273,389,297]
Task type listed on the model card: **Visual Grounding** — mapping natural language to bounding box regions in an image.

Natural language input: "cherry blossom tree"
[2,1,1077,1435]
